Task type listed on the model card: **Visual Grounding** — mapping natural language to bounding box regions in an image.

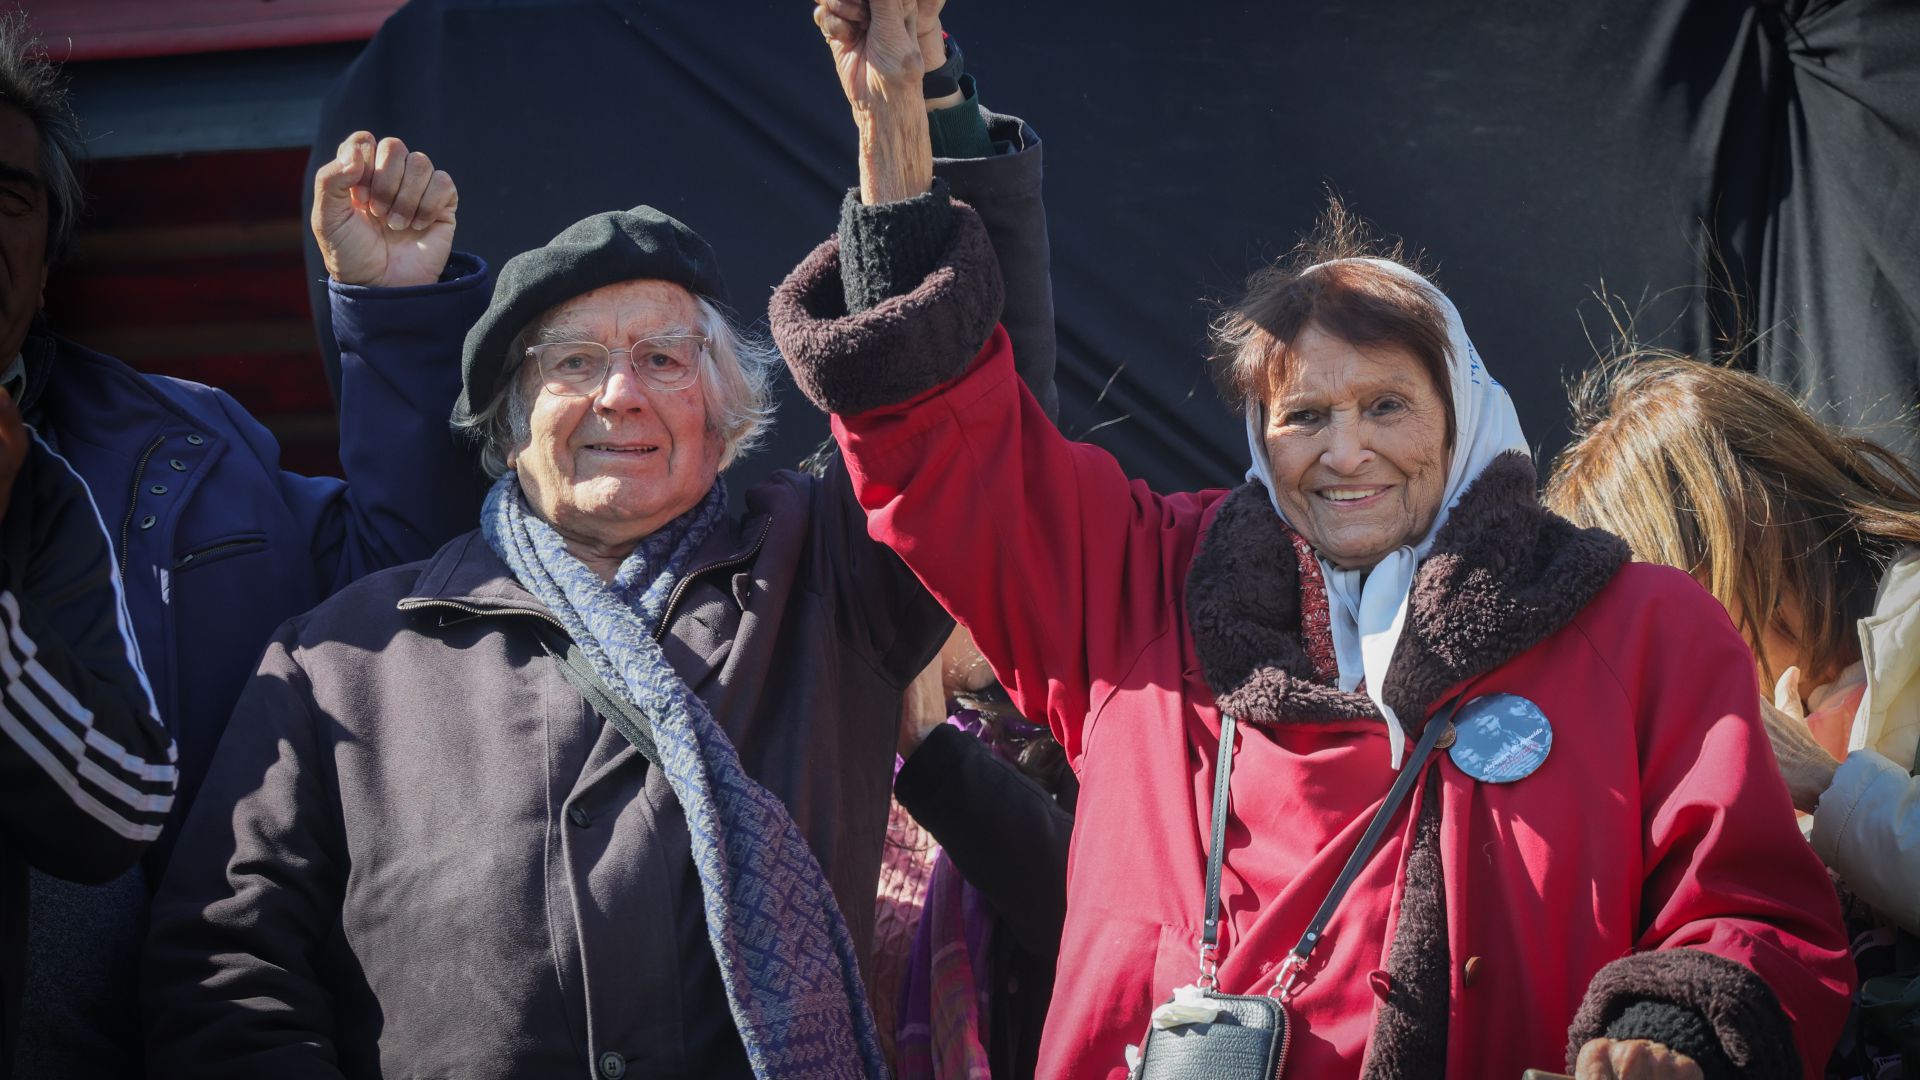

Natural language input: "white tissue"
[1149,984,1226,1029]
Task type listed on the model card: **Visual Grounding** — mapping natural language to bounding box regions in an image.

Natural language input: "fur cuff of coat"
[1566,948,1799,1079]
[770,199,1004,418]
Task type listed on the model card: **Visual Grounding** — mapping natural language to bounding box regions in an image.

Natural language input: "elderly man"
[0,19,482,1075]
[142,23,1055,1079]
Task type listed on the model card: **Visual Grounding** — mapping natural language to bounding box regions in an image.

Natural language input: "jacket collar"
[399,508,772,630]
[1186,451,1629,727]
[1853,548,1920,765]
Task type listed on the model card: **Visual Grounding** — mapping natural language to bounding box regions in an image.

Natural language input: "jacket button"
[169,458,186,471]
[185,433,204,445]
[139,515,157,529]
[149,484,168,495]
[597,1051,626,1079]
[567,805,591,828]
[1463,955,1483,988]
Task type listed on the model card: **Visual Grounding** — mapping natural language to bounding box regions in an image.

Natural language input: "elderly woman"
[142,45,1057,1080]
[770,4,1854,1078]
[1546,357,1920,1068]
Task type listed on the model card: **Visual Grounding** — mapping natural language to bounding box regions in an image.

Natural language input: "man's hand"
[0,389,26,524]
[1573,1038,1703,1080]
[312,132,458,288]
[914,0,948,76]
[898,651,948,758]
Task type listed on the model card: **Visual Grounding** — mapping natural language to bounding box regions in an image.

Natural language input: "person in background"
[891,626,1074,1080]
[0,383,175,1079]
[1546,355,1920,1074]
[1,16,479,1070]
[772,2,1854,1075]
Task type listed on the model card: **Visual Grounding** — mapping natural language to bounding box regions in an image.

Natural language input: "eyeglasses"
[524,334,708,395]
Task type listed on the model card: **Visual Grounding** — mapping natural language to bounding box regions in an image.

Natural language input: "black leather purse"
[1127,699,1463,1080]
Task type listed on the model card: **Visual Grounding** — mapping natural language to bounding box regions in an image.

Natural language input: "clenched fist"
[813,0,926,113]
[312,132,458,288]
[815,0,948,79]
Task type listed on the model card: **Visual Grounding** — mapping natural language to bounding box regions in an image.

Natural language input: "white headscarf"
[1243,258,1529,768]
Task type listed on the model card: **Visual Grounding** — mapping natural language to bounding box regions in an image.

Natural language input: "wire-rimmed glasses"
[524,333,708,395]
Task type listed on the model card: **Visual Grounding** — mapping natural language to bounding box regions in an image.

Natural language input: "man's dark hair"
[0,13,83,264]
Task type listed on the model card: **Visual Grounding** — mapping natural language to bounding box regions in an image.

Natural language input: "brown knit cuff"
[770,201,1004,418]
[1566,949,1799,1079]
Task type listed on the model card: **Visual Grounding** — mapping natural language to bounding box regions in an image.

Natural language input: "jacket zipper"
[651,516,773,642]
[395,598,568,634]
[398,514,773,639]
[118,435,166,576]
[173,537,265,570]
[1274,999,1291,1079]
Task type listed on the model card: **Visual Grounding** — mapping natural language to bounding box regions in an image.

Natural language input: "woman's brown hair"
[1210,199,1456,450]
[1545,355,1920,685]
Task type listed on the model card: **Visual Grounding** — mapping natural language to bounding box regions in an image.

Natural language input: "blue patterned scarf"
[481,474,886,1079]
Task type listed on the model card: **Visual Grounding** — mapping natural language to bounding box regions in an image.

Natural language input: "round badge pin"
[1446,693,1552,783]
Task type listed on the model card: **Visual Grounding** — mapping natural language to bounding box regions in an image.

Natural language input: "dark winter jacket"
[32,257,485,845]
[14,259,485,1076]
[1,436,173,1078]
[143,471,951,1079]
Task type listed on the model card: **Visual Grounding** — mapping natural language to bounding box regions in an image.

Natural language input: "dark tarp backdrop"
[303,0,1920,494]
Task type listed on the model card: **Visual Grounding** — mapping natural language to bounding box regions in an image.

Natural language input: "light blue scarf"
[482,474,885,1078]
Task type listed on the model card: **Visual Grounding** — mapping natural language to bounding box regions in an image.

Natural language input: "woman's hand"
[1763,668,1842,814]
[1573,1038,1703,1079]
[815,0,923,110]
[813,0,933,203]
[898,650,949,758]
[312,132,457,287]
[915,0,948,78]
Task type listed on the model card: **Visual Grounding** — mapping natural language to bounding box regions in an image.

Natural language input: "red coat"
[772,212,1852,1079]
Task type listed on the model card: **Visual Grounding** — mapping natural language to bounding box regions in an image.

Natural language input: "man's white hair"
[457,294,779,479]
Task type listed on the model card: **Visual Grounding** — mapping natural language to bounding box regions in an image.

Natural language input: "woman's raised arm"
[778,2,1215,763]
[815,0,934,204]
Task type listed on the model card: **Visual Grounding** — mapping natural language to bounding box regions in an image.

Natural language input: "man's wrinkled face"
[507,279,724,560]
[0,105,47,364]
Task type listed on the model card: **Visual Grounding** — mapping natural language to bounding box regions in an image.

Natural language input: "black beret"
[454,205,728,427]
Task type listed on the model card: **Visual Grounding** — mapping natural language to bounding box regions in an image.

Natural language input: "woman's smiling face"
[1261,325,1452,570]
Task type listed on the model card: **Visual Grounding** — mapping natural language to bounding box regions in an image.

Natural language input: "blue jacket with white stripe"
[31,255,489,861]
[9,257,487,1077]
[0,434,174,1074]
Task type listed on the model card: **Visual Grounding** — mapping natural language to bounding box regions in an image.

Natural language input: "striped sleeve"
[0,434,174,882]
[0,588,175,842]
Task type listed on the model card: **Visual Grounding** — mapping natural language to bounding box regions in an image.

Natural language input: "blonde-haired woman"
[1548,356,1920,1065]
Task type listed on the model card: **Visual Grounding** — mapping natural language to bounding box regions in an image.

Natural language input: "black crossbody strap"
[538,634,663,769]
[1197,695,1466,993]
[1197,712,1239,985]
[1279,696,1463,985]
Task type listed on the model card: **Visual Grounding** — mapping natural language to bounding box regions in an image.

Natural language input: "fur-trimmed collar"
[1186,451,1629,727]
